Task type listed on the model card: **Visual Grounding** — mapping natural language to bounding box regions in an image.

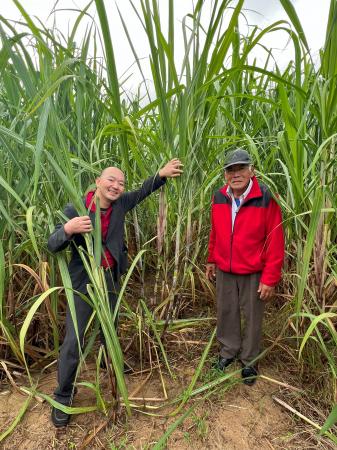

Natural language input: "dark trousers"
[216,270,264,366]
[54,273,119,405]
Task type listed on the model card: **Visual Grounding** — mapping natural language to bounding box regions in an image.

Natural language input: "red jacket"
[207,176,284,286]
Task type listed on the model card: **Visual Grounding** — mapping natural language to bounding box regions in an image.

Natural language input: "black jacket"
[48,174,166,292]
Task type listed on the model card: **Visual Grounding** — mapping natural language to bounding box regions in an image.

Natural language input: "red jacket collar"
[85,191,113,212]
[220,176,262,201]
[85,191,96,211]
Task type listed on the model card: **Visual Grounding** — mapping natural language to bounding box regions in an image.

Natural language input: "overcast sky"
[1,0,330,96]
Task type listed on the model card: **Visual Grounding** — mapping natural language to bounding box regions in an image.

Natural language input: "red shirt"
[85,191,115,268]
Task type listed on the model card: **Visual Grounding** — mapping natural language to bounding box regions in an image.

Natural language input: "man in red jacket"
[206,149,284,385]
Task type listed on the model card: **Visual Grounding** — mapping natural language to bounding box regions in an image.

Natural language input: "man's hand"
[206,263,216,280]
[258,282,275,301]
[159,158,183,178]
[64,216,93,237]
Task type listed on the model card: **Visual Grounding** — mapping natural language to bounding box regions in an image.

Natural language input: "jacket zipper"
[229,216,236,273]
[229,199,245,272]
[225,181,260,272]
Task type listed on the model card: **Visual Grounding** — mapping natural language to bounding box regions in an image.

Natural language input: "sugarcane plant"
[0,0,336,444]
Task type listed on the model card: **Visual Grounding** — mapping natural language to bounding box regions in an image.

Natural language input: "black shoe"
[241,366,258,386]
[213,356,235,371]
[51,405,70,427]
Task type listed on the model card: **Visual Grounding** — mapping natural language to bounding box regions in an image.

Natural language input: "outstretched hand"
[159,158,183,178]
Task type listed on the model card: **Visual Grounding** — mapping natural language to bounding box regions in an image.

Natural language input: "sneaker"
[212,356,235,371]
[241,366,258,386]
[51,405,70,427]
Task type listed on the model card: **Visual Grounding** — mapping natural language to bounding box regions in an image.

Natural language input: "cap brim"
[224,161,251,169]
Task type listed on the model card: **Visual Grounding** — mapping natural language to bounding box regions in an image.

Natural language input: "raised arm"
[121,158,183,212]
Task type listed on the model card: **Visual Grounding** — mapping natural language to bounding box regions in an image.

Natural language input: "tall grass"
[0,0,336,442]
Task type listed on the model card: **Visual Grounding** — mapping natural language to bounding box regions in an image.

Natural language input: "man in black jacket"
[48,159,182,427]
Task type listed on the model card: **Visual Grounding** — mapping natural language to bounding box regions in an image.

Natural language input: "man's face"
[96,167,125,204]
[224,164,254,195]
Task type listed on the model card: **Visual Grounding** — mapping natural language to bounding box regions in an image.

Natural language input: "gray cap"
[224,148,252,169]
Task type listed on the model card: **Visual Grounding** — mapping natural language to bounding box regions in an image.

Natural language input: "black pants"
[54,273,119,405]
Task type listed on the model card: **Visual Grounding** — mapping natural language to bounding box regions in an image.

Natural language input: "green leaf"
[320,403,337,434]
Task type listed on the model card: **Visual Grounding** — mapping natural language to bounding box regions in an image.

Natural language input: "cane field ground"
[0,0,337,449]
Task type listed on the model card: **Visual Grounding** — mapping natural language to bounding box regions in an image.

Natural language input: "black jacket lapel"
[106,201,122,243]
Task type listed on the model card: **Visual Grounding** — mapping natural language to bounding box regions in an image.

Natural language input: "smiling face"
[224,164,254,197]
[95,167,125,207]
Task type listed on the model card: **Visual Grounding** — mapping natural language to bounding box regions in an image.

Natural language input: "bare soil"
[0,357,320,450]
